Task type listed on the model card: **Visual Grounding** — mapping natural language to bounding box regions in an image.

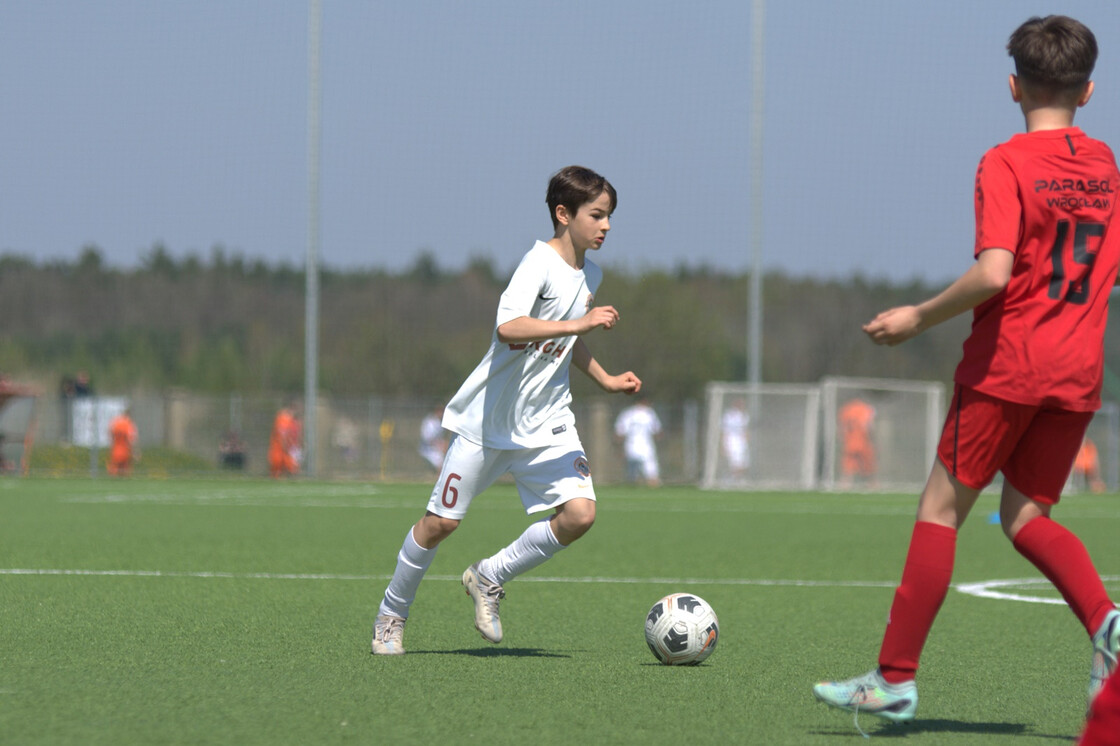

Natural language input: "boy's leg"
[374,436,495,653]
[1001,408,1118,701]
[1005,491,1114,636]
[1000,408,1114,637]
[378,522,443,620]
[878,461,979,683]
[479,516,565,586]
[465,444,595,642]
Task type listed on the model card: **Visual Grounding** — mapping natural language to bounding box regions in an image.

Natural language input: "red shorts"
[937,385,1093,505]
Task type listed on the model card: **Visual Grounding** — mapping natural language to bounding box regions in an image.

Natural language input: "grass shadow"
[405,647,571,659]
[812,718,1075,740]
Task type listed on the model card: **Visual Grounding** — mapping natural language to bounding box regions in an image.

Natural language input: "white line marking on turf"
[954,576,1120,606]
[0,568,895,587]
[4,570,1115,607]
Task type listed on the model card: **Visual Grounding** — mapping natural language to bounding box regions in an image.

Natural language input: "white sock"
[378,527,437,619]
[479,518,564,586]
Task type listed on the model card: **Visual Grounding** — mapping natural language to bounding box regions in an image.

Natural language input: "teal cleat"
[1090,609,1120,706]
[813,669,917,724]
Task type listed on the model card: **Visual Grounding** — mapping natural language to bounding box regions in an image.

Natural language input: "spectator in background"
[418,407,447,471]
[332,415,361,464]
[106,407,139,476]
[839,397,877,488]
[219,430,247,470]
[615,395,662,487]
[721,397,751,481]
[269,401,302,478]
[73,371,92,397]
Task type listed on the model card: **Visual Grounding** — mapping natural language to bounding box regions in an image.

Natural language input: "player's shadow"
[410,647,571,659]
[812,719,1074,740]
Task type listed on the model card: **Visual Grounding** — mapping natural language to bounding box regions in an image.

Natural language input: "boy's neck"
[547,236,584,269]
[1023,105,1078,132]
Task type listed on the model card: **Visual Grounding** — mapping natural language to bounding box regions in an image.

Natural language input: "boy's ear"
[1078,80,1094,108]
[554,204,571,227]
[1008,74,1023,103]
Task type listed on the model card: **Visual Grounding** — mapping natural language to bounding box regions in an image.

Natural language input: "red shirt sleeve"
[974,149,1021,257]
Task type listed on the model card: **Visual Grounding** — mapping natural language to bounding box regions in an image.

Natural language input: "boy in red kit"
[814,16,1120,726]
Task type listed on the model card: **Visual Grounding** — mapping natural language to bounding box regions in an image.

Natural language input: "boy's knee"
[415,512,461,547]
[554,499,596,542]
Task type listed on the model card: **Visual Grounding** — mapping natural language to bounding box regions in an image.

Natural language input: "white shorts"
[626,454,659,481]
[426,435,596,520]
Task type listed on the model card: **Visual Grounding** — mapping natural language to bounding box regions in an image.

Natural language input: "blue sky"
[3,1,1119,283]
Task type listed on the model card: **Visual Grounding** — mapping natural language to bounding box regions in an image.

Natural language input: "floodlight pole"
[748,0,765,388]
[304,0,322,477]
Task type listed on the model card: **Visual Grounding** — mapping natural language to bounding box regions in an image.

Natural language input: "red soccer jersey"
[955,127,1120,411]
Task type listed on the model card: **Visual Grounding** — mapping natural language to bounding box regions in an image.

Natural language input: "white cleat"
[371,613,406,655]
[462,562,504,643]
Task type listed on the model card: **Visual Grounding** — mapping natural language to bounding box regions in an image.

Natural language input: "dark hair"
[1007,16,1097,97]
[546,166,617,230]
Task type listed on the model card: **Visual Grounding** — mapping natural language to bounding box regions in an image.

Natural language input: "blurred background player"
[614,395,662,487]
[720,397,750,481]
[1073,435,1106,493]
[838,397,877,488]
[371,166,641,656]
[268,401,302,478]
[106,406,139,476]
[814,15,1120,726]
[418,406,447,471]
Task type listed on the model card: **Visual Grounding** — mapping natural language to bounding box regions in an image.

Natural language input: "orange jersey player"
[839,398,876,481]
[268,403,302,478]
[107,408,139,476]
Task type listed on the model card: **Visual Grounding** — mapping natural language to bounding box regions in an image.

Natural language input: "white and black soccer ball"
[644,593,720,665]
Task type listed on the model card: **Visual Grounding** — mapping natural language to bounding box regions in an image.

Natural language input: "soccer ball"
[644,593,720,665]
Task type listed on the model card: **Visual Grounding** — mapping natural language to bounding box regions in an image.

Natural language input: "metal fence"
[31,393,703,485]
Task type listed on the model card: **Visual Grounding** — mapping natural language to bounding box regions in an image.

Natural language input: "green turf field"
[1,477,1117,744]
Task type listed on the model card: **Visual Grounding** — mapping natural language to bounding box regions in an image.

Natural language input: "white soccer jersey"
[721,407,750,470]
[442,241,601,449]
[614,404,662,461]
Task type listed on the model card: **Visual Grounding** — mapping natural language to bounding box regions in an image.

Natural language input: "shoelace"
[482,584,505,615]
[850,684,871,739]
[378,618,404,642]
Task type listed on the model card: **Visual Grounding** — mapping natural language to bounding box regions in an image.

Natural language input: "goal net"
[701,382,821,490]
[820,376,945,492]
[0,382,40,476]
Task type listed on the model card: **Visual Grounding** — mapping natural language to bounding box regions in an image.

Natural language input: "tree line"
[5,244,1120,403]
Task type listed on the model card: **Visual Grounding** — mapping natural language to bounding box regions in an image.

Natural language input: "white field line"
[0,568,893,588]
[5,568,1117,606]
[954,576,1120,606]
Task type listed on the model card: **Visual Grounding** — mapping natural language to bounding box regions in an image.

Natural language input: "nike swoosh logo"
[538,294,557,300]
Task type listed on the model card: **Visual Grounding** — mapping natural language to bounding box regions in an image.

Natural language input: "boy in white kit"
[372,166,642,654]
[615,397,662,487]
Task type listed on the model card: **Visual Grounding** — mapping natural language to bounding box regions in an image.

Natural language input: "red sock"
[878,521,957,684]
[1012,516,1114,636]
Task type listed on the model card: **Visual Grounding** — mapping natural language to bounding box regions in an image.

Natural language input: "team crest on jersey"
[585,293,594,311]
[573,455,591,478]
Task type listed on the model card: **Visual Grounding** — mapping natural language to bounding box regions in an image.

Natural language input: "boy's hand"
[863,306,923,346]
[603,372,642,394]
[581,305,620,333]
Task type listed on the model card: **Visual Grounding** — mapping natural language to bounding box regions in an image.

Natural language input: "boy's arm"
[572,339,642,394]
[864,247,1014,346]
[496,305,620,343]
